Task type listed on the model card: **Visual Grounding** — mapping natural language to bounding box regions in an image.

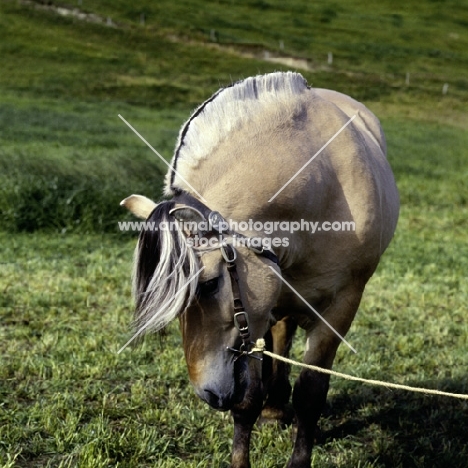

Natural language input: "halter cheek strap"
[222,244,263,361]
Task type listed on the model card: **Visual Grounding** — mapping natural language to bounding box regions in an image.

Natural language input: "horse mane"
[133,201,199,334]
[165,71,308,195]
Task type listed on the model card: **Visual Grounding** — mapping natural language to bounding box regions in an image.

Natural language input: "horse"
[121,71,399,468]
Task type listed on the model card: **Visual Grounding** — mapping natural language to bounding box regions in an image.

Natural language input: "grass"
[1,173,467,467]
[0,0,467,466]
[1,119,467,466]
[0,93,178,232]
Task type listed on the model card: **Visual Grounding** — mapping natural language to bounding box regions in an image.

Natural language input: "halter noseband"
[172,191,279,361]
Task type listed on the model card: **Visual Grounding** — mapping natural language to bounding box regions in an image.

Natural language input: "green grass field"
[1,0,467,467]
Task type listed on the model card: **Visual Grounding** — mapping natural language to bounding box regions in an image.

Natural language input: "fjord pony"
[122,72,399,468]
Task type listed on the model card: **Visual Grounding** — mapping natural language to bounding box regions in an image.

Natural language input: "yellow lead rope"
[252,339,468,400]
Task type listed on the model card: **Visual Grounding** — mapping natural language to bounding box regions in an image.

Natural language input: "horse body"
[122,72,399,467]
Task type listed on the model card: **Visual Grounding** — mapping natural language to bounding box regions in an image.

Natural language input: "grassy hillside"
[1,0,467,231]
[3,0,468,103]
[0,0,277,232]
[1,0,467,467]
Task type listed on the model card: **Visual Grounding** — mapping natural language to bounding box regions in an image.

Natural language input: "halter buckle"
[233,311,250,342]
[221,244,237,263]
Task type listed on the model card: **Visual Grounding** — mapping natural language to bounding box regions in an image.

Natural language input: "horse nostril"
[204,389,216,398]
[203,388,220,406]
[203,388,231,411]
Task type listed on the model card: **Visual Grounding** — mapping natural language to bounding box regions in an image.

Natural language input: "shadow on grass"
[321,378,468,467]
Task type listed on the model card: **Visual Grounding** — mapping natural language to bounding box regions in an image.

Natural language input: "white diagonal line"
[268,114,357,202]
[269,266,356,353]
[117,266,205,354]
[118,114,208,203]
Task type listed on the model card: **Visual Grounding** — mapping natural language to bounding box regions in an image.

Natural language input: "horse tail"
[132,200,199,334]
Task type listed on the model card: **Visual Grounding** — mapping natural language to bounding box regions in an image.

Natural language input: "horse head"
[121,193,281,411]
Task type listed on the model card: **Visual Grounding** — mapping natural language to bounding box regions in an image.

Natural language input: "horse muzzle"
[195,355,250,411]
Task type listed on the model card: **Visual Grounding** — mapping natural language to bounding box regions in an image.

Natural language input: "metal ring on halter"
[226,344,263,361]
[246,237,265,255]
[169,205,206,220]
[221,244,237,263]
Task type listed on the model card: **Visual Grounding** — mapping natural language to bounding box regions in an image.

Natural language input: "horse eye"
[198,277,220,297]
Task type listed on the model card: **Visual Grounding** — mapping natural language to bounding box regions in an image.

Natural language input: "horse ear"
[120,194,157,219]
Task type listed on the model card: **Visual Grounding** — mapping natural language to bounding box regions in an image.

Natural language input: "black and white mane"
[164,72,308,195]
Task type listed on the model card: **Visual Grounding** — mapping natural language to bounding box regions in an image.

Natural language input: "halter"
[172,191,279,361]
[221,244,262,361]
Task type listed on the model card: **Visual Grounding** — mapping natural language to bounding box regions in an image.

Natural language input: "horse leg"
[230,367,264,468]
[287,285,364,468]
[261,316,297,424]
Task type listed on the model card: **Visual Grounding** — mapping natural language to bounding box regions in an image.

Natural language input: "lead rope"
[252,339,468,400]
